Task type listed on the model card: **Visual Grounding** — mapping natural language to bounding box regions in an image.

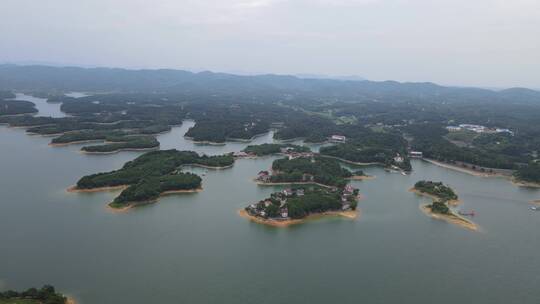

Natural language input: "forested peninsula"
[69,150,234,210]
[0,90,37,116]
[412,180,477,230]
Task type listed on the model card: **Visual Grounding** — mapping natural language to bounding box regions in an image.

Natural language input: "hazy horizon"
[2,0,539,88]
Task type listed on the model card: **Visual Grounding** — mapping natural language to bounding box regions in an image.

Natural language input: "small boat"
[458,210,476,217]
[531,206,539,211]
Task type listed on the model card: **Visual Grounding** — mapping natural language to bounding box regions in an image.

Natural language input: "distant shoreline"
[80,146,159,154]
[318,155,382,166]
[423,158,509,178]
[181,163,234,170]
[254,180,334,189]
[49,139,105,146]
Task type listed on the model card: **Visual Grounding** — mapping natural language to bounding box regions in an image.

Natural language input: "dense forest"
[269,156,352,188]
[0,285,68,304]
[0,99,37,116]
[75,150,234,208]
[242,143,310,156]
[2,64,540,181]
[514,162,540,183]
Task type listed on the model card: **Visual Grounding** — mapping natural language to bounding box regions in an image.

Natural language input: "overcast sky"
[1,0,539,88]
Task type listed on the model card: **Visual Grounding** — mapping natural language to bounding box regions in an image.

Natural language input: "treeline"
[404,123,523,169]
[0,90,16,99]
[75,150,234,208]
[270,156,352,188]
[0,285,68,304]
[514,162,540,183]
[110,173,202,207]
[81,136,159,153]
[242,143,310,156]
[287,189,344,219]
[414,180,458,202]
[0,99,37,116]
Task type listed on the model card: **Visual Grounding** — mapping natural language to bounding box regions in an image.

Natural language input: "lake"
[0,96,539,304]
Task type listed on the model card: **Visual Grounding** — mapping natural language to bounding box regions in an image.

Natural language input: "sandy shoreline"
[511,178,540,188]
[420,204,478,231]
[424,159,540,189]
[181,163,234,170]
[80,146,159,155]
[106,188,203,213]
[423,158,508,178]
[238,209,359,227]
[318,155,382,166]
[409,188,461,206]
[347,175,375,181]
[50,139,105,146]
[184,136,227,146]
[67,185,129,193]
[254,180,335,189]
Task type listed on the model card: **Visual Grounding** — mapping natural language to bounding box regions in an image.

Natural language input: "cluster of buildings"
[280,147,314,160]
[340,184,357,210]
[255,170,315,183]
[232,148,314,159]
[329,135,347,143]
[245,185,358,220]
[245,188,305,219]
[446,124,514,135]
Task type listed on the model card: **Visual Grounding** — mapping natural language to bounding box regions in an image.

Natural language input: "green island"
[239,143,311,156]
[69,150,234,210]
[241,185,360,227]
[412,180,477,231]
[255,156,359,188]
[0,285,72,304]
[80,135,159,154]
[0,99,37,116]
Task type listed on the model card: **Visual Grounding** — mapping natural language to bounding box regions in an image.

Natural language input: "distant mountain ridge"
[0,64,538,104]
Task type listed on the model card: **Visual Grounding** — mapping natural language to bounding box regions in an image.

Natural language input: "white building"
[330,135,346,143]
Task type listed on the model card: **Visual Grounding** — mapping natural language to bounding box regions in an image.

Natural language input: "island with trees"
[411,180,477,231]
[255,156,364,188]
[69,150,234,210]
[0,285,73,304]
[240,185,360,227]
[240,143,311,157]
[0,99,37,116]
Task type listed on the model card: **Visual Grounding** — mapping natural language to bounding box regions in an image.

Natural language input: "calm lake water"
[0,98,539,304]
